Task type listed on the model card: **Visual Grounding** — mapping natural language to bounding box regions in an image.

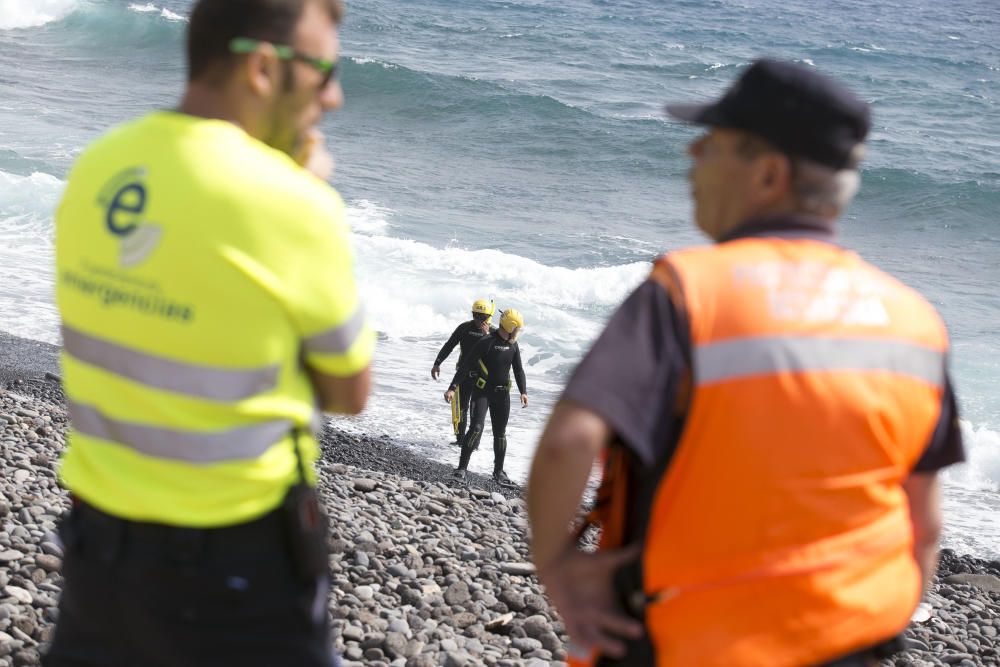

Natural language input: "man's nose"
[320,79,344,111]
[688,136,706,158]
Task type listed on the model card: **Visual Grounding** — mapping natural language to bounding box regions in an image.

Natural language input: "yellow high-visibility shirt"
[55,111,374,526]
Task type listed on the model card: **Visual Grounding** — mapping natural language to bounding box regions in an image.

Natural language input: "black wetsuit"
[449,332,527,477]
[435,320,495,439]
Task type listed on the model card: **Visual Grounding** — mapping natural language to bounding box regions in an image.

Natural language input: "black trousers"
[43,501,339,667]
[457,387,511,473]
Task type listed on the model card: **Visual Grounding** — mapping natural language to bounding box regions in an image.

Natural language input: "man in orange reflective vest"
[527,59,964,667]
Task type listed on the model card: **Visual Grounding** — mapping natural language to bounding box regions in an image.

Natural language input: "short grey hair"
[789,144,866,217]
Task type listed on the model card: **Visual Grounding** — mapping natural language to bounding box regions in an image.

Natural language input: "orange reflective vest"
[576,236,947,667]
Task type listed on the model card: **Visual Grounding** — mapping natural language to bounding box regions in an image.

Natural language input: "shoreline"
[1,331,999,665]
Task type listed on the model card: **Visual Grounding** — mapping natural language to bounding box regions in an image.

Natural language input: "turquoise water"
[1,0,997,556]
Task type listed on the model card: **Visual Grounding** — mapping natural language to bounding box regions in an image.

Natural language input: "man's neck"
[177,82,247,129]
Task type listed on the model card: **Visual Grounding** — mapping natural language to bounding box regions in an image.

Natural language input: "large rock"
[382,631,408,659]
[444,581,471,607]
[2,587,31,605]
[522,615,551,639]
[353,478,378,493]
[499,562,535,576]
[498,590,525,613]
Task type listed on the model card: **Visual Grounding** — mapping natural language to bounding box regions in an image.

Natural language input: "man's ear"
[754,152,792,203]
[243,45,279,98]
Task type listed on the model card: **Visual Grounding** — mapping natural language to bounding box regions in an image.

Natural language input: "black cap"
[665,59,871,170]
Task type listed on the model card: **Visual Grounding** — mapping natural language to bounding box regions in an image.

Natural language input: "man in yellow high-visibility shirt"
[44,1,372,666]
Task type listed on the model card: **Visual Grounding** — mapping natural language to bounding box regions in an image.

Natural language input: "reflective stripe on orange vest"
[696,335,945,386]
[584,237,946,667]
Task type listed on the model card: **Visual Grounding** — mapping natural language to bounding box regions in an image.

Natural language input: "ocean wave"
[127,3,186,22]
[23,0,186,51]
[0,169,65,220]
[343,198,647,341]
[0,170,65,345]
[348,56,398,70]
[859,167,1000,227]
[0,0,79,30]
[348,199,392,235]
[943,420,1000,493]
[343,54,676,153]
[345,56,582,120]
[353,233,648,319]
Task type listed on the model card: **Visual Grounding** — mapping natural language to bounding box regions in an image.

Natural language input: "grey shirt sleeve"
[912,376,965,473]
[561,280,687,465]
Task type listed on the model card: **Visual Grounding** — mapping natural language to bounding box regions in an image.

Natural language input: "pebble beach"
[1,330,999,666]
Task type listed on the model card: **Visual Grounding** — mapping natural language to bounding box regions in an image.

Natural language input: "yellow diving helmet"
[472,298,495,322]
[499,308,524,340]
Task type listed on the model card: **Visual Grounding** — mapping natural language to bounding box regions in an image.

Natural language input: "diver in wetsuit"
[444,308,528,484]
[432,299,496,442]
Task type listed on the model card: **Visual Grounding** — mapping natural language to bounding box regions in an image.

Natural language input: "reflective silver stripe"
[62,325,279,401]
[695,336,945,386]
[303,306,366,356]
[68,400,292,464]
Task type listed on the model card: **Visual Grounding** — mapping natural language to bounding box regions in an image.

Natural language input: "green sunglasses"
[229,37,338,87]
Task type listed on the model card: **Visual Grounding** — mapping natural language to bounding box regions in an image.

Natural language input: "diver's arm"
[512,343,527,396]
[435,323,466,367]
[433,322,467,379]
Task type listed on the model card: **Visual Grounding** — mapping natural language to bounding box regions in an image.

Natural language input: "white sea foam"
[0,0,78,30]
[347,199,392,235]
[350,56,398,70]
[351,232,646,339]
[0,170,65,344]
[944,420,1000,493]
[127,3,187,22]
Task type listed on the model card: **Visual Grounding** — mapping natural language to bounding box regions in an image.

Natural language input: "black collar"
[720,214,839,245]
